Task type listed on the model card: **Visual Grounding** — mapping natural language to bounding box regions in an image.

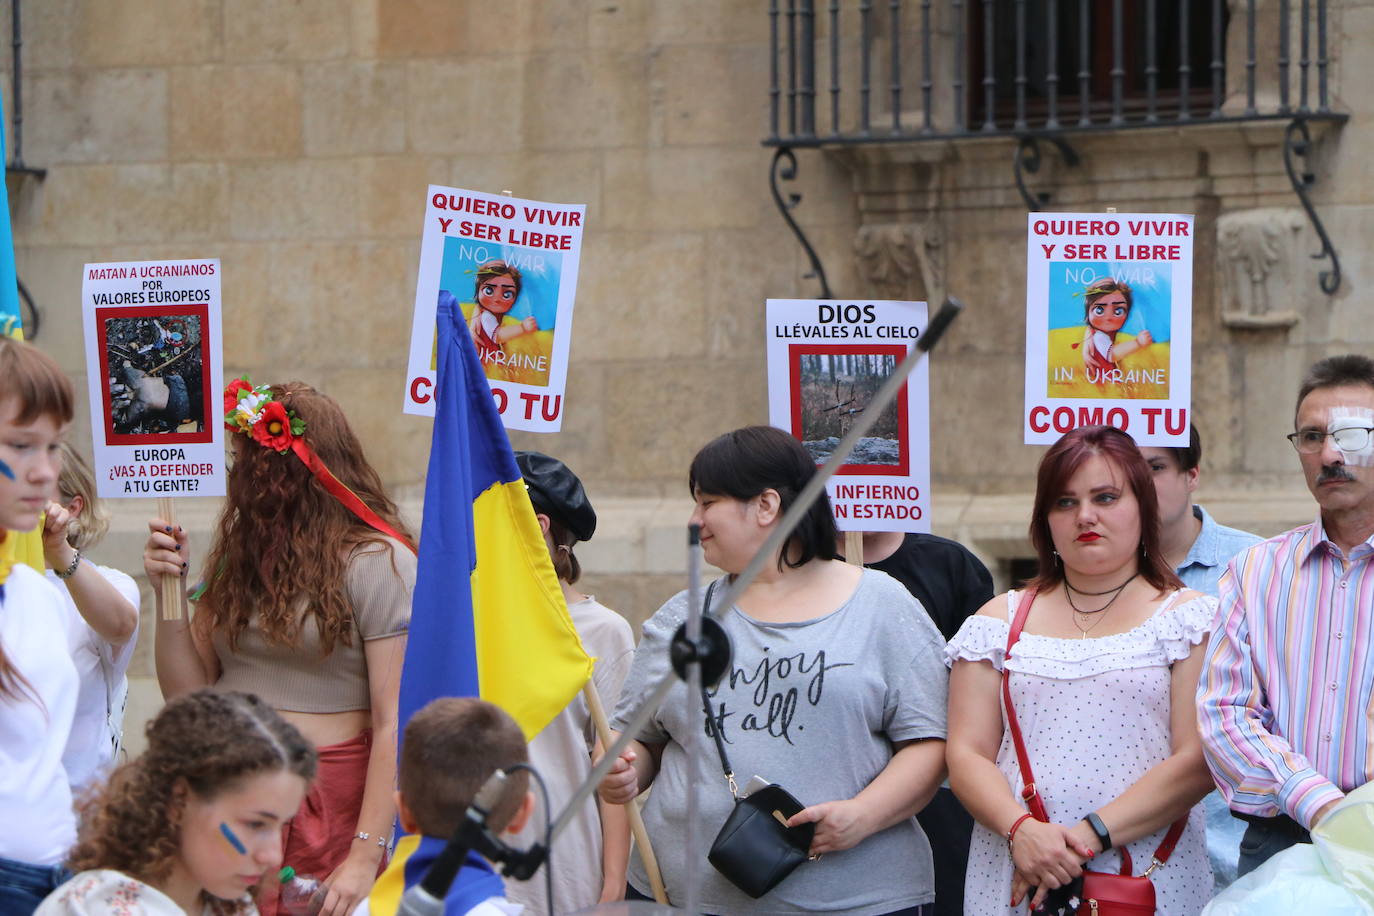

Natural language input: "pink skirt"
[260,729,380,916]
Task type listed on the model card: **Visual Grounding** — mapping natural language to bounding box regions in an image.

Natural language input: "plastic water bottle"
[278,867,323,916]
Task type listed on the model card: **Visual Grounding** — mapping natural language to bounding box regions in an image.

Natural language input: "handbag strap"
[697,580,740,798]
[1001,588,1188,875]
[1002,589,1050,823]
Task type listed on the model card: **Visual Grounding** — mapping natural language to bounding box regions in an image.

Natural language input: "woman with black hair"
[601,426,949,915]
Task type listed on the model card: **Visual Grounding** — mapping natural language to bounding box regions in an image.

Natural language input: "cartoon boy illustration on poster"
[433,240,561,387]
[1047,264,1171,399]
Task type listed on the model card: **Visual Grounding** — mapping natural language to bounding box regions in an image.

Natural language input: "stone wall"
[6,2,1368,753]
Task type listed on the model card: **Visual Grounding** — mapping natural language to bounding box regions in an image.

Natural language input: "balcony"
[763,1,1348,298]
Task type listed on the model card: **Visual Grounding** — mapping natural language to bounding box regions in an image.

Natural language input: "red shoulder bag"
[1002,589,1187,915]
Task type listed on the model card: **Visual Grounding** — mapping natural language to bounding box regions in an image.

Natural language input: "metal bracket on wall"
[1283,118,1342,296]
[1013,136,1080,212]
[769,147,833,299]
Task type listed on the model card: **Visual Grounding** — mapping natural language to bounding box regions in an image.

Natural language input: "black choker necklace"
[1064,572,1139,597]
[1064,572,1138,616]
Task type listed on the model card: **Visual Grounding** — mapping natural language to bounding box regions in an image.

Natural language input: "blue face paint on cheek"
[0,459,12,480]
[220,822,247,856]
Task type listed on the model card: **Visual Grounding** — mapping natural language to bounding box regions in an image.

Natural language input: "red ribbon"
[291,438,417,555]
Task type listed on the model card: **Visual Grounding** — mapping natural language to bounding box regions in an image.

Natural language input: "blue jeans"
[0,856,70,916]
[1202,790,1245,891]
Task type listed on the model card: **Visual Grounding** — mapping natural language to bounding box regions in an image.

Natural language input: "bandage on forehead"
[1329,406,1374,466]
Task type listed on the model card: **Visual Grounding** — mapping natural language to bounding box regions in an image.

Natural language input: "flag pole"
[583,679,669,904]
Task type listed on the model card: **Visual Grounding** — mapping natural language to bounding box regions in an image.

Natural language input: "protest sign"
[404,186,585,432]
[1024,213,1194,446]
[81,259,225,500]
[766,299,930,533]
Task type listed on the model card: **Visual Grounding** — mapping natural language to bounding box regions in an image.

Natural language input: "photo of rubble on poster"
[766,299,930,534]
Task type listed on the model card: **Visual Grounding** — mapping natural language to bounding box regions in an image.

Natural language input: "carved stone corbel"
[854,222,944,303]
[1216,208,1305,329]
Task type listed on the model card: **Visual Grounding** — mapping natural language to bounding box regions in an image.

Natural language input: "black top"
[863,532,993,916]
[865,532,994,642]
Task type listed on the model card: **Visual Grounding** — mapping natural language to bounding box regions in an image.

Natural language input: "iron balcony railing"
[767,0,1343,146]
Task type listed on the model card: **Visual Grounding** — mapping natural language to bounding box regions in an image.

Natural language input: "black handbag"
[698,581,815,898]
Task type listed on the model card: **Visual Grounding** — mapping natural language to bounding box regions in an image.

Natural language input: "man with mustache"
[1198,354,1374,874]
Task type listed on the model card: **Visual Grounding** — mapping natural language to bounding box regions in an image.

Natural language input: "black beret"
[514,451,596,542]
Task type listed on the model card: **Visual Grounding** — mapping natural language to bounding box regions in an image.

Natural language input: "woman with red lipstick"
[946,426,1215,915]
[39,690,316,916]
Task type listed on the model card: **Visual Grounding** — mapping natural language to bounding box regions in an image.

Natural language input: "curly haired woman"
[37,690,317,916]
[144,382,417,916]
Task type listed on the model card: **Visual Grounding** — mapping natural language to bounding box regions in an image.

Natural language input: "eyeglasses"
[1287,427,1374,454]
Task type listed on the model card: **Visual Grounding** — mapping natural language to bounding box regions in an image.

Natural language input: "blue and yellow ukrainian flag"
[0,93,43,568]
[398,298,592,740]
[0,95,23,341]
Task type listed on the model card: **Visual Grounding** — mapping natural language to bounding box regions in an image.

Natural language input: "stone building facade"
[5,1,1367,750]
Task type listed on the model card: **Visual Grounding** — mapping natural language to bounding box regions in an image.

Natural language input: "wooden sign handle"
[584,679,669,904]
[156,497,187,621]
[844,530,865,567]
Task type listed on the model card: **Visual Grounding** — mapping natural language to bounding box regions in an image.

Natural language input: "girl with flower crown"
[144,381,417,916]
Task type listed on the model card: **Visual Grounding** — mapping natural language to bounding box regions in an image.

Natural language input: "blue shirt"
[1176,505,1263,598]
[1177,504,1261,893]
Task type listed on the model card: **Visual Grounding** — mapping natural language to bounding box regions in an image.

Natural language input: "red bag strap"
[1002,589,1049,823]
[1002,587,1189,873]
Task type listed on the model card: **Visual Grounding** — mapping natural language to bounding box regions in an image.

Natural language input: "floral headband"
[224,378,305,453]
[219,378,415,554]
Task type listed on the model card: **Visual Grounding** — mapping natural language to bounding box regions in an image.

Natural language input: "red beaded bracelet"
[1006,812,1035,850]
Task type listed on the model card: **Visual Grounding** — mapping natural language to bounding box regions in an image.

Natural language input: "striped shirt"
[1197,518,1374,829]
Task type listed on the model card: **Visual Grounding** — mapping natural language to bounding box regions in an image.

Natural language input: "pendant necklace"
[1064,572,1138,638]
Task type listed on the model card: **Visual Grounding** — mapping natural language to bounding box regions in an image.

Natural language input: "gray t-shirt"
[611,569,948,915]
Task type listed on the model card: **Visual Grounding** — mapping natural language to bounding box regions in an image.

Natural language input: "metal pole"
[682,527,704,916]
[982,0,996,130]
[800,0,817,137]
[769,0,781,139]
[921,0,934,132]
[1145,0,1159,123]
[860,0,873,134]
[889,0,902,132]
[1014,0,1027,130]
[1211,0,1225,117]
[1077,0,1091,125]
[1299,0,1311,112]
[829,0,841,134]
[1045,0,1060,128]
[953,0,966,131]
[1245,0,1257,114]
[1178,0,1192,119]
[1317,0,1329,112]
[1109,0,1124,125]
[1279,0,1291,113]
